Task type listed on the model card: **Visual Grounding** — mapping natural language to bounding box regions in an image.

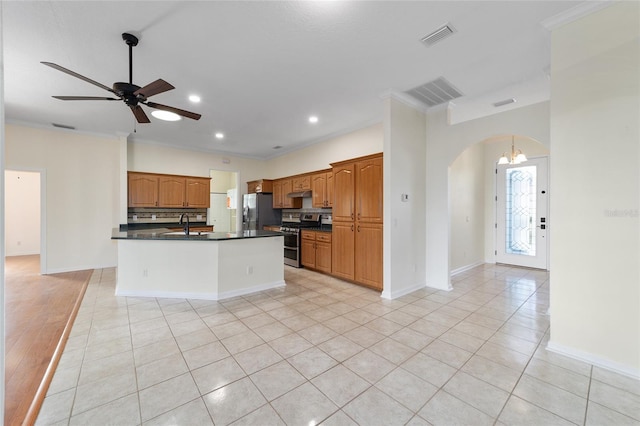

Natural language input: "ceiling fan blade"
[53,96,120,101]
[130,105,151,123]
[134,79,175,99]
[145,101,202,120]
[42,62,116,94]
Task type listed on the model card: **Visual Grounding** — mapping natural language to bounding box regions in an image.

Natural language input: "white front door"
[496,157,549,269]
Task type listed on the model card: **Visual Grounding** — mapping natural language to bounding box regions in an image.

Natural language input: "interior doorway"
[4,170,45,273]
[209,169,239,233]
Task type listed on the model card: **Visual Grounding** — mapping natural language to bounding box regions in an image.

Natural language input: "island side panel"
[116,239,220,299]
[217,236,285,299]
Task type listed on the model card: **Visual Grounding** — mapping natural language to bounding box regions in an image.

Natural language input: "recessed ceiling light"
[308,116,319,124]
[151,110,181,121]
[189,95,201,103]
[215,132,224,139]
[273,145,282,150]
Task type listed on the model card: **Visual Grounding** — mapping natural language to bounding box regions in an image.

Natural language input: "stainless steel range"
[281,212,321,267]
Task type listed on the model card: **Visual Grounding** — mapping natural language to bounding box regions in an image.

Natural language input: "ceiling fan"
[42,33,201,123]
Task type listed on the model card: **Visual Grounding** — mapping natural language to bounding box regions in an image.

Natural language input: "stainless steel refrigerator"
[242,193,280,231]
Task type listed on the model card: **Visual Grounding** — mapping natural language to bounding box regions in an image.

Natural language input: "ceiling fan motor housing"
[113,82,143,105]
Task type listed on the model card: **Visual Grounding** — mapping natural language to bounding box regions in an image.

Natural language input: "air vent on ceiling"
[421,23,456,47]
[52,123,76,130]
[493,98,516,107]
[405,77,463,107]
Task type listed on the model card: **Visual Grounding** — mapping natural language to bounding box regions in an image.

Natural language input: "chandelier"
[498,136,527,165]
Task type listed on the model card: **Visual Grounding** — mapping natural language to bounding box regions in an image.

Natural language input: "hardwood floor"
[4,255,91,426]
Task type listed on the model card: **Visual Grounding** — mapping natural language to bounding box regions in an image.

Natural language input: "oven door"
[282,232,300,267]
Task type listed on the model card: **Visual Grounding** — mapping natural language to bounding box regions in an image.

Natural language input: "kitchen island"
[112,228,284,300]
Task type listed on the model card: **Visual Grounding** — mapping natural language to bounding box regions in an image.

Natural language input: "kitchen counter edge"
[111,228,284,241]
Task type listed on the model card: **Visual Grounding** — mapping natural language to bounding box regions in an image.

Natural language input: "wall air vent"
[493,98,516,107]
[52,123,76,130]
[405,77,463,107]
[421,23,456,47]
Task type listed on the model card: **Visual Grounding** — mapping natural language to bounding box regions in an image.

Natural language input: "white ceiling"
[2,1,601,159]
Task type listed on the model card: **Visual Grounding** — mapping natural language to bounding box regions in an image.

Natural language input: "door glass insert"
[505,166,537,256]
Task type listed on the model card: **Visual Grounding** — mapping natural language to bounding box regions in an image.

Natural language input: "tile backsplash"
[127,208,207,224]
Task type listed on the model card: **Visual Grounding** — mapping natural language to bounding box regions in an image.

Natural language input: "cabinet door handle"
[357,225,360,232]
[357,213,361,220]
[351,213,354,220]
[351,224,354,232]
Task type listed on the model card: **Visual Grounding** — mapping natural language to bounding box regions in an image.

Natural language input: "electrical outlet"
[246,266,253,275]
[197,214,203,220]
[133,214,138,221]
[152,214,157,220]
[142,269,148,277]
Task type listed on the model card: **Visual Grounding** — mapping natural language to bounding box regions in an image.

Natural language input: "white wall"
[548,2,640,376]
[265,123,383,178]
[5,170,40,256]
[425,102,550,290]
[5,124,121,272]
[128,141,268,185]
[382,97,427,298]
[449,143,485,272]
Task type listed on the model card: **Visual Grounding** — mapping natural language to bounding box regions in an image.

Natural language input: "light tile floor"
[36,264,640,425]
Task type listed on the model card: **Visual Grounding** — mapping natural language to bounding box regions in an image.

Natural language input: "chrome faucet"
[179,213,190,235]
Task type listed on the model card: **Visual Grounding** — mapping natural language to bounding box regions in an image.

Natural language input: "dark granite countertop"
[112,227,283,241]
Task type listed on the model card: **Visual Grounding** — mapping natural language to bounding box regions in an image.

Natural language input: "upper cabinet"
[311,171,333,208]
[158,175,186,207]
[128,172,210,208]
[247,179,273,194]
[332,163,356,221]
[128,173,160,207]
[185,177,211,208]
[291,175,311,192]
[272,178,301,209]
[355,156,383,223]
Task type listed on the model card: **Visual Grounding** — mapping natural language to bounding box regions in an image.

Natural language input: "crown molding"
[541,0,614,31]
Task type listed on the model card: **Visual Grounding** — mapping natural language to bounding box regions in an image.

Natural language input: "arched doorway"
[448,134,549,277]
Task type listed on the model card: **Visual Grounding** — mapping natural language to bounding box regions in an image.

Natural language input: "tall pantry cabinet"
[331,153,383,290]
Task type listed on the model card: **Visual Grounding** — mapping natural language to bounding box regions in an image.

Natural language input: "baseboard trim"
[45,263,117,275]
[381,281,426,300]
[451,261,485,276]
[547,341,640,380]
[115,280,286,301]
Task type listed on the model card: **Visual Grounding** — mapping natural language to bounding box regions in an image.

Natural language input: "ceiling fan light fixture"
[151,110,181,121]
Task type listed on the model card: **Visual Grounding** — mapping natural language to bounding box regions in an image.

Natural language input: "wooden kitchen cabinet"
[311,171,333,208]
[302,230,332,274]
[330,153,383,290]
[356,157,383,223]
[355,223,383,290]
[128,173,160,207]
[292,175,311,191]
[158,175,186,207]
[272,179,301,209]
[185,177,211,208]
[332,163,355,221]
[331,222,355,281]
[247,179,273,194]
[128,172,210,208]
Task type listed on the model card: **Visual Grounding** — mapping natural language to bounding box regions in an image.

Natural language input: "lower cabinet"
[331,223,355,281]
[355,223,383,290]
[332,221,383,290]
[301,230,332,274]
